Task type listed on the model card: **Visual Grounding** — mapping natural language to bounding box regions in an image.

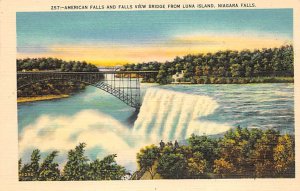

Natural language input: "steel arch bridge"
[17,71,158,109]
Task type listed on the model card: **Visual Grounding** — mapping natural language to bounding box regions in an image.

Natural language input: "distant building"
[172,70,184,83]
[114,65,122,71]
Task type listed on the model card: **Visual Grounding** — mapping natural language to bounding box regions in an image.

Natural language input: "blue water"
[18,83,294,134]
[18,87,135,133]
[17,83,294,170]
[159,83,294,134]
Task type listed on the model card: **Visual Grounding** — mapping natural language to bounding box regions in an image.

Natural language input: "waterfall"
[133,88,232,143]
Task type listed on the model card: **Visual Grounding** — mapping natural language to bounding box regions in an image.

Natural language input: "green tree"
[38,151,60,181]
[245,65,253,77]
[217,127,258,177]
[213,158,236,178]
[136,145,160,179]
[19,163,32,181]
[157,152,188,179]
[195,66,203,76]
[121,45,294,84]
[19,149,41,181]
[18,159,22,180]
[29,149,41,181]
[217,66,225,77]
[202,65,211,76]
[273,134,295,177]
[188,134,218,169]
[252,129,279,177]
[187,152,207,178]
[88,154,128,180]
[230,64,242,78]
[62,143,90,180]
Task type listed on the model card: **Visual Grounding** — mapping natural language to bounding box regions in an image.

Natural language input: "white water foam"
[19,88,232,171]
[133,88,232,143]
[19,109,142,170]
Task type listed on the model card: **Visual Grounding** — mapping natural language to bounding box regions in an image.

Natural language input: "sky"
[17,9,293,66]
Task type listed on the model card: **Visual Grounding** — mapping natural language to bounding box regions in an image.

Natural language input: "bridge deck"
[17,71,158,109]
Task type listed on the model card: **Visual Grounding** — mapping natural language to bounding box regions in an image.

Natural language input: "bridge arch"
[17,72,156,109]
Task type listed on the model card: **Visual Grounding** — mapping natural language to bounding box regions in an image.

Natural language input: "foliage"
[38,151,60,181]
[19,163,33,181]
[188,134,218,170]
[17,58,99,98]
[251,129,280,177]
[62,143,90,180]
[19,129,295,180]
[187,152,207,178]
[19,143,127,181]
[17,80,86,97]
[17,58,99,72]
[157,151,189,179]
[19,149,41,181]
[213,158,236,178]
[136,145,160,179]
[136,128,295,179]
[273,134,295,177]
[122,45,294,84]
[29,149,41,180]
[88,154,128,180]
[18,159,22,177]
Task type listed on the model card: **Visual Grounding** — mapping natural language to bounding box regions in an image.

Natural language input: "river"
[18,83,294,171]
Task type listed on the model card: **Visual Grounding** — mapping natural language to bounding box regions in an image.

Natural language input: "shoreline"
[17,95,69,103]
[149,77,294,85]
[17,79,294,103]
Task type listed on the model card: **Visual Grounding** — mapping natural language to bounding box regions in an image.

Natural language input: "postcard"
[0,0,299,190]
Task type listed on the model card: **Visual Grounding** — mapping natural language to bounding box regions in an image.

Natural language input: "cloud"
[170,33,292,49]
[17,32,291,66]
[17,46,49,54]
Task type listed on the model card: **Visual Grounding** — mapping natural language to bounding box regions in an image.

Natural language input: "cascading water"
[18,84,294,171]
[133,88,232,143]
[18,86,233,171]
